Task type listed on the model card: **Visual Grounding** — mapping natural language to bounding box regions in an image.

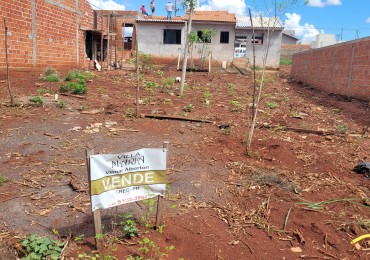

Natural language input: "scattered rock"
[290,247,302,253]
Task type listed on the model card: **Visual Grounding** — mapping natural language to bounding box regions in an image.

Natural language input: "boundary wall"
[291,37,370,101]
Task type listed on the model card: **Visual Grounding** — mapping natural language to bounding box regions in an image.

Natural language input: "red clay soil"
[0,64,369,259]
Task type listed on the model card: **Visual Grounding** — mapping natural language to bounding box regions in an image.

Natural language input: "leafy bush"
[130,52,154,71]
[0,175,7,186]
[265,102,278,109]
[184,104,194,112]
[56,100,66,108]
[39,67,61,82]
[59,82,86,95]
[21,234,64,260]
[119,213,138,239]
[230,100,243,112]
[161,77,176,93]
[145,81,160,90]
[29,96,44,105]
[65,70,96,83]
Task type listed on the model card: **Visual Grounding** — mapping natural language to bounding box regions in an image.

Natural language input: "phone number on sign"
[109,195,150,207]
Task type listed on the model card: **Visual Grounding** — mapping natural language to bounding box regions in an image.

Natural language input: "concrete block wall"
[291,37,370,101]
[0,0,94,69]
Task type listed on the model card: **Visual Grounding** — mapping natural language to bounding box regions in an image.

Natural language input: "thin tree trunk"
[180,10,193,95]
[135,26,140,118]
[246,14,273,155]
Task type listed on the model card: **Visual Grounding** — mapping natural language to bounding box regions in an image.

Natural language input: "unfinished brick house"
[94,10,143,69]
[0,0,95,69]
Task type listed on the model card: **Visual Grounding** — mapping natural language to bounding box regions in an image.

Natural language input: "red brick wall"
[291,37,370,101]
[0,0,94,69]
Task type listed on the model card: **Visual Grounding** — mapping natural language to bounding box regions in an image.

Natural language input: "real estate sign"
[89,148,167,211]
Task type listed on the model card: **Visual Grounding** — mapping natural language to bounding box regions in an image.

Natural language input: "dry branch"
[60,93,86,99]
[141,114,215,123]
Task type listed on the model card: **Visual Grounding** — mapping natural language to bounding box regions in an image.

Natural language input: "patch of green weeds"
[119,213,138,239]
[161,77,175,93]
[130,52,154,71]
[137,237,175,259]
[56,100,66,108]
[65,70,96,82]
[156,70,164,78]
[126,107,135,118]
[230,100,243,112]
[39,67,61,82]
[265,102,278,109]
[59,82,87,95]
[37,88,53,95]
[337,124,348,134]
[145,81,160,90]
[21,234,64,260]
[29,96,44,105]
[203,90,212,105]
[140,198,157,229]
[0,175,7,186]
[142,97,151,105]
[221,127,231,135]
[184,104,194,112]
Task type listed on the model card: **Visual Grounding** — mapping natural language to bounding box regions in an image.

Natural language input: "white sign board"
[234,47,247,58]
[90,148,167,211]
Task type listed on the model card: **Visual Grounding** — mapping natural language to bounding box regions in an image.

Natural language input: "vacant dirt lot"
[0,64,369,259]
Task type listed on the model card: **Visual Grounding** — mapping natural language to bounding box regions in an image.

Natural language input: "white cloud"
[306,0,342,7]
[88,0,125,10]
[284,13,320,42]
[196,0,247,16]
[367,17,370,23]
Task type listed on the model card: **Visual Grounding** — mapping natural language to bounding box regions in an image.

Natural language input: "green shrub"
[59,82,86,95]
[56,100,66,108]
[39,67,61,82]
[145,81,160,90]
[119,213,138,239]
[230,100,243,112]
[21,234,64,260]
[29,96,44,105]
[65,70,96,83]
[0,175,7,186]
[265,102,278,109]
[184,104,194,112]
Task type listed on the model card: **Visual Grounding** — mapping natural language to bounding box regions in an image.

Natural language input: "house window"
[251,33,264,45]
[197,31,211,43]
[164,29,181,44]
[220,31,229,44]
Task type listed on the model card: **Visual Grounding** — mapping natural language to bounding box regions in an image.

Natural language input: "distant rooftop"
[184,11,236,23]
[236,16,283,29]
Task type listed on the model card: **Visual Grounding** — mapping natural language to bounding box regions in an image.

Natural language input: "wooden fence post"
[155,141,169,229]
[86,149,102,250]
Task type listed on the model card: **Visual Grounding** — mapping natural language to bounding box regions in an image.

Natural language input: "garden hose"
[351,234,370,244]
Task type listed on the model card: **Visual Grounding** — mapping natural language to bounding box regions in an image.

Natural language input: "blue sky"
[88,0,370,42]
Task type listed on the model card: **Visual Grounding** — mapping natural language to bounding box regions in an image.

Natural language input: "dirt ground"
[0,63,369,260]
